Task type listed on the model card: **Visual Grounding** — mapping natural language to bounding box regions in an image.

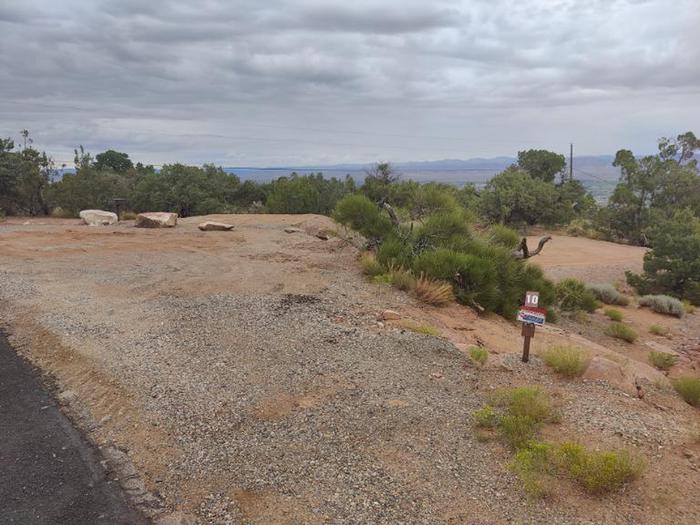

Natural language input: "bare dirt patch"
[1,217,699,524]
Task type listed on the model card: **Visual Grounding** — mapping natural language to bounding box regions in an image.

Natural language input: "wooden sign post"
[521,322,535,362]
[517,291,545,363]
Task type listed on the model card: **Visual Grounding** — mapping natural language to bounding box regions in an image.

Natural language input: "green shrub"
[414,210,472,248]
[565,218,599,239]
[555,278,598,312]
[545,306,559,323]
[412,244,555,319]
[605,322,638,343]
[542,346,590,378]
[376,237,414,269]
[588,283,630,306]
[638,295,685,318]
[511,440,555,498]
[648,351,677,371]
[333,194,394,239]
[469,346,488,367]
[359,252,384,276]
[672,377,700,407]
[485,224,520,249]
[473,405,498,429]
[500,415,539,449]
[492,386,555,424]
[511,441,644,498]
[604,308,623,322]
[649,324,670,337]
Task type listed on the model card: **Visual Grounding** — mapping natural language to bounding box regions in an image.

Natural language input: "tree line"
[1,131,698,304]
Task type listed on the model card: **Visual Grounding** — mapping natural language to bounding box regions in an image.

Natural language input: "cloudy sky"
[1,0,698,166]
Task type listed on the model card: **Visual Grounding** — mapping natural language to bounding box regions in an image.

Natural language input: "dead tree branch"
[513,236,552,259]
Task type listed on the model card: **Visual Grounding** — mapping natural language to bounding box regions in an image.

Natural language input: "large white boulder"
[79,209,118,226]
[135,212,178,228]
[198,221,234,231]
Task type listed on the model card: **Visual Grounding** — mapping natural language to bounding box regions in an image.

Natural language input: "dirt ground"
[526,234,646,284]
[1,216,699,524]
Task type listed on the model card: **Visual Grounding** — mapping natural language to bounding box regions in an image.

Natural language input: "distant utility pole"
[569,143,573,181]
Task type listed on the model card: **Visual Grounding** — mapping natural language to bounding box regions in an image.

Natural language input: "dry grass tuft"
[605,322,638,343]
[387,265,415,291]
[673,377,700,407]
[412,274,454,306]
[542,346,590,378]
[396,319,439,336]
[648,351,677,371]
[469,346,488,367]
[649,324,670,337]
[359,252,384,276]
[604,308,623,322]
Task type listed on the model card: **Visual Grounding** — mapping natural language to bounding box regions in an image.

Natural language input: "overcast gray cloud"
[1,0,698,166]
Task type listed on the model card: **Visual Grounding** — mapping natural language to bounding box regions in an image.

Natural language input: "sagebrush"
[638,295,685,318]
[588,283,629,306]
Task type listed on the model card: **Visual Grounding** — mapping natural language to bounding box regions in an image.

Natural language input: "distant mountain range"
[223,155,620,185]
[53,155,624,201]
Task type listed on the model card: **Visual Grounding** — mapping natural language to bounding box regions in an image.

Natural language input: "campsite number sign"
[524,291,539,308]
[517,291,545,362]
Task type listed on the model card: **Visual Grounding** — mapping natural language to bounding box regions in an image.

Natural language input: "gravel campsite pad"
[1,215,699,524]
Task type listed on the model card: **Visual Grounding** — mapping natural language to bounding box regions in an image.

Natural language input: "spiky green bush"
[333,194,394,239]
[376,236,414,269]
[485,224,520,249]
[555,278,598,312]
[588,283,630,306]
[638,295,685,318]
[414,210,472,249]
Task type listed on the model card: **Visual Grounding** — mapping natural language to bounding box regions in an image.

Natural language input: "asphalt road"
[0,331,148,524]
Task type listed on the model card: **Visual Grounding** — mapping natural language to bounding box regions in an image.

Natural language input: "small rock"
[430,372,444,380]
[381,310,401,321]
[198,222,234,231]
[57,390,78,404]
[79,209,118,226]
[284,227,302,233]
[135,212,178,228]
[316,232,330,240]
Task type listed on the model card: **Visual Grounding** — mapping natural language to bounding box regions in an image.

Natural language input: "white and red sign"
[517,307,546,326]
[518,291,546,326]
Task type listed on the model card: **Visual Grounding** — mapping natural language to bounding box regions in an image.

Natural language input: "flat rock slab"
[0,332,147,524]
[198,222,234,231]
[135,212,178,228]
[79,209,118,226]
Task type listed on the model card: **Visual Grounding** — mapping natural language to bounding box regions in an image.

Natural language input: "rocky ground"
[0,215,698,524]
